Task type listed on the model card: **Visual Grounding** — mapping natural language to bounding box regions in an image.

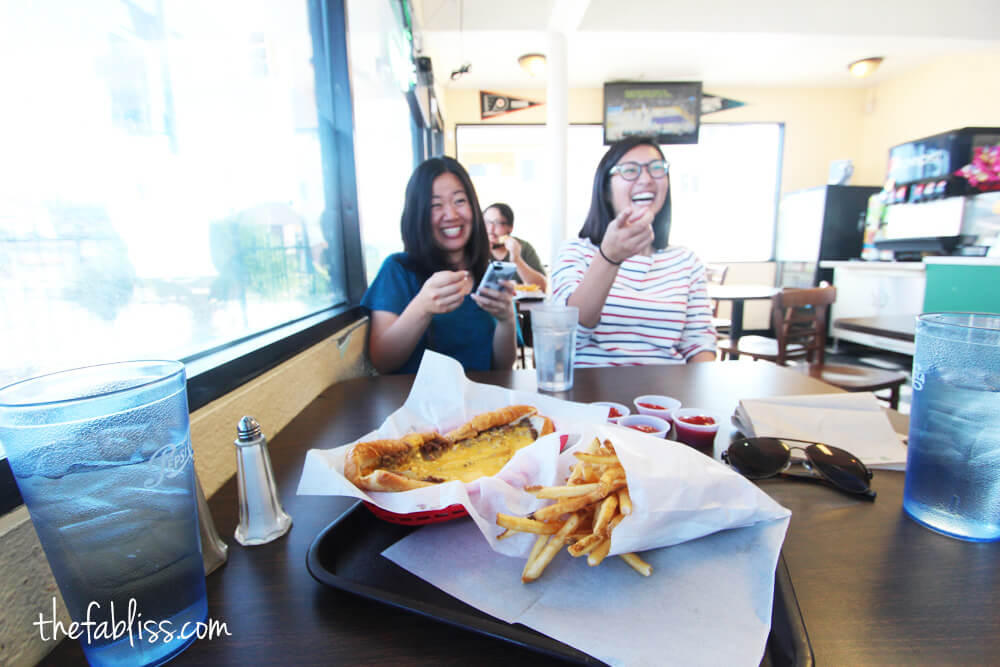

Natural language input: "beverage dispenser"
[875,127,1000,260]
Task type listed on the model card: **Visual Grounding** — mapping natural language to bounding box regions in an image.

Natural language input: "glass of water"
[903,313,1000,541]
[0,361,208,665]
[531,305,578,392]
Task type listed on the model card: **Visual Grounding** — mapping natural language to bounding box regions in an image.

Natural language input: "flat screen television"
[603,81,702,145]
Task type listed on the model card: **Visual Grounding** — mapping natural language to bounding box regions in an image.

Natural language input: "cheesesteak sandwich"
[344,405,555,491]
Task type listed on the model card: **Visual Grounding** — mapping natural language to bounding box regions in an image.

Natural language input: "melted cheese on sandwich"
[385,423,538,484]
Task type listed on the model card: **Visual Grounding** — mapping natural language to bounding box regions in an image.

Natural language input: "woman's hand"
[415,270,472,315]
[599,206,655,263]
[471,280,515,322]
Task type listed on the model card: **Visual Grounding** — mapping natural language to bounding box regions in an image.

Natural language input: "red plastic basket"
[363,502,468,525]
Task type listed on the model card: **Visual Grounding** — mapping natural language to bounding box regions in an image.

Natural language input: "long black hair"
[399,156,490,283]
[578,136,672,250]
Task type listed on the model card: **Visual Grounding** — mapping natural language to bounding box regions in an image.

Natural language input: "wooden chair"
[718,286,907,409]
[705,264,730,337]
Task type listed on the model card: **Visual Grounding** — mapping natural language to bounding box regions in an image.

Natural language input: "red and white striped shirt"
[550,239,717,367]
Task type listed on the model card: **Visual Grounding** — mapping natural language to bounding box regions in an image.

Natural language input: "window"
[456,123,783,264]
[457,124,607,269]
[0,0,348,394]
[347,0,438,284]
[660,123,783,262]
[0,1,367,495]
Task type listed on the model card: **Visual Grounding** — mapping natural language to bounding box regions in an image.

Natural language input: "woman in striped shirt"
[551,136,717,367]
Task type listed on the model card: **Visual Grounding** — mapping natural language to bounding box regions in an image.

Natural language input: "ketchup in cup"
[590,401,629,423]
[618,414,669,438]
[672,408,720,448]
[632,395,682,423]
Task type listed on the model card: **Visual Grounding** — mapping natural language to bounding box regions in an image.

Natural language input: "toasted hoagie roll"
[344,405,554,492]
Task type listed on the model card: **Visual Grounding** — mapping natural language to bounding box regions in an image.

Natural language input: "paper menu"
[734,392,908,470]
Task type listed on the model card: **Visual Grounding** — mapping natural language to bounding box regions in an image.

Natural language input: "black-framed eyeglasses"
[608,159,669,181]
[721,437,876,500]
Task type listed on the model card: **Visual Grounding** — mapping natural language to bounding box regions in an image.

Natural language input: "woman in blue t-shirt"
[361,157,517,374]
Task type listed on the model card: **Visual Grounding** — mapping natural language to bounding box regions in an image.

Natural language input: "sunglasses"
[721,437,876,500]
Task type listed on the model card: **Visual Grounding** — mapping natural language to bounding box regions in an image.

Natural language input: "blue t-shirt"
[361,253,496,374]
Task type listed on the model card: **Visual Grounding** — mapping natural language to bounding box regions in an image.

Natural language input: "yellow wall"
[856,47,1000,185]
[445,86,870,194]
[443,47,1000,195]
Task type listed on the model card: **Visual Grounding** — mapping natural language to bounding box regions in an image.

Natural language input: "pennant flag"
[701,93,746,115]
[480,91,543,119]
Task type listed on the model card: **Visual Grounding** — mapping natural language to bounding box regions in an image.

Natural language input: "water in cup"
[903,314,1000,542]
[534,327,575,391]
[531,305,578,392]
[0,362,208,665]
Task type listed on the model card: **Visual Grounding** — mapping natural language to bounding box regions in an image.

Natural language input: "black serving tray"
[306,501,813,667]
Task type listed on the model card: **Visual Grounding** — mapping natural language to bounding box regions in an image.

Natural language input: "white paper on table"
[296,350,609,550]
[735,392,908,470]
[384,423,791,666]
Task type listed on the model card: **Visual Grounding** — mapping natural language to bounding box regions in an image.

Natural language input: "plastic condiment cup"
[633,395,682,423]
[618,414,670,438]
[590,401,630,424]
[672,408,721,448]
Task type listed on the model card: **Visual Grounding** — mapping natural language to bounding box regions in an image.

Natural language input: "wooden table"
[42,363,1000,666]
[833,315,917,343]
[708,285,780,359]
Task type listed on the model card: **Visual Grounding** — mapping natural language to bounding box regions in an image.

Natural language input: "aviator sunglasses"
[722,437,876,500]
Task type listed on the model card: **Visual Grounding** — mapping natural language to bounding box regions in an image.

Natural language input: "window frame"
[1,0,367,515]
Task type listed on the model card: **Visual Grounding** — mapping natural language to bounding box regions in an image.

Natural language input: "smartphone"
[477,261,517,295]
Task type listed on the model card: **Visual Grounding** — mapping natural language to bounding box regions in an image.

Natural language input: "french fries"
[496,514,563,535]
[496,437,654,583]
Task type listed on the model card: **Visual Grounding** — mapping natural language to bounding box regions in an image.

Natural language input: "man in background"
[483,203,547,291]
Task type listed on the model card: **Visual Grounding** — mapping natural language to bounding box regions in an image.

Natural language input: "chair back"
[705,264,729,320]
[705,264,728,286]
[770,286,837,365]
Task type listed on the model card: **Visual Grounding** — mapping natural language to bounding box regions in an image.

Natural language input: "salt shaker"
[234,416,292,546]
[195,473,229,573]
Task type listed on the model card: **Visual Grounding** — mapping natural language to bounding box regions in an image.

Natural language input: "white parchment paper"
[296,351,609,551]
[298,351,793,665]
[383,508,789,667]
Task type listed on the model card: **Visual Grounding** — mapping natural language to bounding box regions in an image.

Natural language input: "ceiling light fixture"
[848,57,884,78]
[518,53,547,77]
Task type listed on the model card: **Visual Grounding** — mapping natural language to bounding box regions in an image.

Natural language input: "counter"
[922,256,1000,265]
[819,260,926,271]
[820,261,925,354]
[922,257,1000,312]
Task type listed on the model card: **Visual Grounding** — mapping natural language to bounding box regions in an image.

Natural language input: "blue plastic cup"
[904,314,1000,541]
[0,361,208,665]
